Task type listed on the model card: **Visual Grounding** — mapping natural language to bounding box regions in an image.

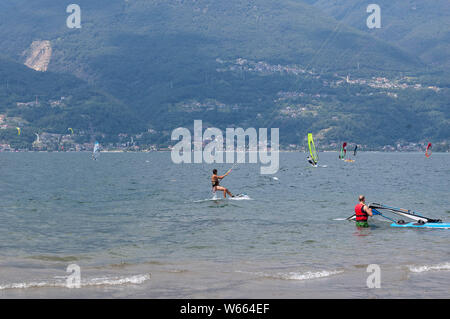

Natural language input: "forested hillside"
[0,0,448,150]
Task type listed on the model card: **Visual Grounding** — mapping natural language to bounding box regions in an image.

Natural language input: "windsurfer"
[307,156,317,166]
[354,195,373,227]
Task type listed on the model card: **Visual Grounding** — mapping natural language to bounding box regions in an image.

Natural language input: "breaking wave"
[0,273,150,290]
[236,269,343,281]
[408,262,450,273]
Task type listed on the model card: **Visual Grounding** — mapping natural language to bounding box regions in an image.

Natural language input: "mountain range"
[0,0,448,150]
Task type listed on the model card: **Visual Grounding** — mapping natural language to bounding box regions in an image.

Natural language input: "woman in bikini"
[211,169,234,198]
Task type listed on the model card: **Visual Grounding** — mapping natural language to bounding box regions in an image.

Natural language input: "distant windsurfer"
[307,156,317,167]
[211,169,234,198]
[354,195,373,227]
[92,141,100,160]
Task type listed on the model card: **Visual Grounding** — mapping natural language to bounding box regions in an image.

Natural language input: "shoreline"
[0,150,448,153]
[1,257,448,298]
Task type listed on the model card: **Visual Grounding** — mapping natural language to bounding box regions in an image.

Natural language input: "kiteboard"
[194,193,250,203]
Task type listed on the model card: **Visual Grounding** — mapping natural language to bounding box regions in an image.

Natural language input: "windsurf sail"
[347,203,447,228]
[92,141,100,160]
[339,142,347,159]
[425,143,432,158]
[16,127,21,136]
[353,145,358,156]
[68,128,74,135]
[307,133,319,165]
[369,203,442,223]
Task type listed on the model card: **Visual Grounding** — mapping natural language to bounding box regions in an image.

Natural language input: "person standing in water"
[354,195,373,227]
[211,169,234,198]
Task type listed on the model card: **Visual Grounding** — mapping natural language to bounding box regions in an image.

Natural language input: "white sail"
[93,141,100,160]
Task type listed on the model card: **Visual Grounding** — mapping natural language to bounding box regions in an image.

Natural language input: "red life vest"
[355,203,368,221]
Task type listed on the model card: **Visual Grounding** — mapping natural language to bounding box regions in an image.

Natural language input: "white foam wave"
[0,281,61,290]
[277,270,343,281]
[408,262,450,273]
[230,194,252,200]
[0,273,150,290]
[236,269,342,281]
[84,273,150,286]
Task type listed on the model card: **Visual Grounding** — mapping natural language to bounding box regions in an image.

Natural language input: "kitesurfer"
[211,169,234,198]
[354,195,373,227]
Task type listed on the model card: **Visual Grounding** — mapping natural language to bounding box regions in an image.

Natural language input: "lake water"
[0,152,448,298]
